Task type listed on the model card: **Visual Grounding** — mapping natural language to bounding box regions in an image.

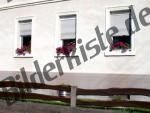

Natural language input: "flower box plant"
[56,42,75,56]
[16,45,31,56]
[109,41,129,53]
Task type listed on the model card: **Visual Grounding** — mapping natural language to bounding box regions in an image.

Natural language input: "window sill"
[54,55,79,58]
[104,49,135,56]
[13,54,33,58]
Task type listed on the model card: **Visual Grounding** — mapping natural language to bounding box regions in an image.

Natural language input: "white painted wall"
[0,0,150,90]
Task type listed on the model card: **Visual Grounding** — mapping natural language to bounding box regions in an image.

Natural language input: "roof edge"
[0,0,71,11]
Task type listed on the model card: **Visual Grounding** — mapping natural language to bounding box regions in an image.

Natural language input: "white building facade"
[0,0,150,93]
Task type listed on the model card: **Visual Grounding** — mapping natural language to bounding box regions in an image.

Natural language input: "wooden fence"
[0,81,150,108]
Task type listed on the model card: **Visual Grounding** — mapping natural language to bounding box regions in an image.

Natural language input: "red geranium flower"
[110,41,129,51]
[16,45,31,55]
[56,42,75,56]
[16,47,26,55]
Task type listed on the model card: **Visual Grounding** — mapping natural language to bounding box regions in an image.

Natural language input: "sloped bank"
[0,100,118,113]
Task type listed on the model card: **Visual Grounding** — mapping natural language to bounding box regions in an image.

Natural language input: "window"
[15,19,32,57]
[105,7,135,56]
[56,14,76,56]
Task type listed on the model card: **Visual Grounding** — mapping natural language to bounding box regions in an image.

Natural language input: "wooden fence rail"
[0,81,71,92]
[77,88,150,96]
[0,81,150,109]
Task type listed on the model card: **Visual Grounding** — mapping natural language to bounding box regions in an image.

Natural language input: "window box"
[109,35,131,53]
[56,39,76,56]
[16,45,31,56]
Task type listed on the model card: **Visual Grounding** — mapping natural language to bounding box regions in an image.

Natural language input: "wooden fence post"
[70,86,77,107]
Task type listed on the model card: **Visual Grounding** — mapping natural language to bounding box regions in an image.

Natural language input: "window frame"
[55,12,78,57]
[105,6,135,56]
[14,16,34,58]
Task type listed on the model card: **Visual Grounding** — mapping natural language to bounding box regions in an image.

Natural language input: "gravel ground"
[0,100,124,113]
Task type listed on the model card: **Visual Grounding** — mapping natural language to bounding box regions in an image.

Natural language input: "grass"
[21,99,69,106]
